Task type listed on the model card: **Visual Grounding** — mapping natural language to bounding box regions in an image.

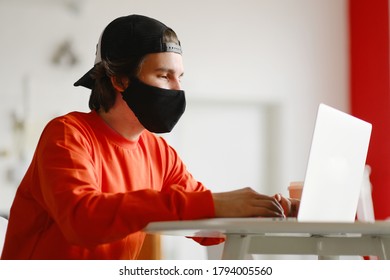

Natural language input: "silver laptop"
[297,103,372,222]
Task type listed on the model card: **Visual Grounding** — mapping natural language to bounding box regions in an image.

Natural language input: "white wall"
[0,0,349,259]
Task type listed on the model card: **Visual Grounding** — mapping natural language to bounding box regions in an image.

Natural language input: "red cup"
[288,181,304,200]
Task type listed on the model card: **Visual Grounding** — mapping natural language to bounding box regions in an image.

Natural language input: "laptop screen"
[297,104,372,222]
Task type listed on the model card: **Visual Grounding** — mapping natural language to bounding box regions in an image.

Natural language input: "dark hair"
[88,28,180,112]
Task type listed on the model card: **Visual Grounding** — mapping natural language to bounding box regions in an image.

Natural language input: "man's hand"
[274,193,300,217]
[212,187,285,218]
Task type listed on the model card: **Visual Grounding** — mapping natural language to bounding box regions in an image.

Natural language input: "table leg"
[221,234,251,260]
[379,237,390,259]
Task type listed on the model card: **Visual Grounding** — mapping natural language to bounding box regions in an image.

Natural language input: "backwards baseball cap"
[74,14,182,89]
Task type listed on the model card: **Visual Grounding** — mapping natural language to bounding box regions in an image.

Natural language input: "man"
[1,14,297,259]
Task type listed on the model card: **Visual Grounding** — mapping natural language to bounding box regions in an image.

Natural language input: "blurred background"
[0,0,388,259]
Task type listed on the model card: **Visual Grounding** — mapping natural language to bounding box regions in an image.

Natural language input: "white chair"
[357,165,375,222]
[0,216,8,255]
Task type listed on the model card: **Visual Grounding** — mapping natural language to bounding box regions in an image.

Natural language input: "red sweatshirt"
[1,111,217,259]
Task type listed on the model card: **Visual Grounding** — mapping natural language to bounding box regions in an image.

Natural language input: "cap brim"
[73,67,95,89]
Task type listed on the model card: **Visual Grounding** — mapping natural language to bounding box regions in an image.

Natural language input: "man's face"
[137,52,184,90]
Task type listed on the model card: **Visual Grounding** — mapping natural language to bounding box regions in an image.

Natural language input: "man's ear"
[110,76,129,92]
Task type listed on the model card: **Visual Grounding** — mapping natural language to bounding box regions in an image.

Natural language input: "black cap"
[74,14,182,89]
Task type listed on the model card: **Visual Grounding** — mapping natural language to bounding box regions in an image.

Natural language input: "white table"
[144,218,390,259]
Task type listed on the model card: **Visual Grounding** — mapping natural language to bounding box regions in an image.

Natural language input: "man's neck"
[97,98,145,141]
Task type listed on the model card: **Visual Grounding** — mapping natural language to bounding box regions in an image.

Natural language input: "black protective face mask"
[121,78,186,133]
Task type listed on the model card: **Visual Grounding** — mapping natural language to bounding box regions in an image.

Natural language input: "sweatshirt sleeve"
[32,116,215,247]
